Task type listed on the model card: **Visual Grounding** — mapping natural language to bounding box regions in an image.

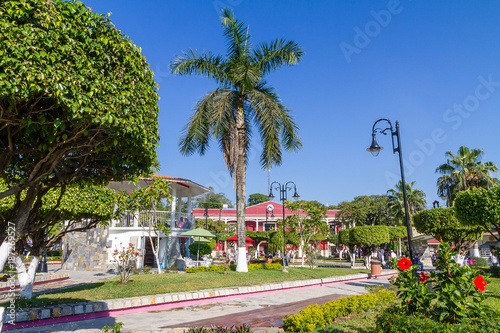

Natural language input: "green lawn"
[6,267,369,309]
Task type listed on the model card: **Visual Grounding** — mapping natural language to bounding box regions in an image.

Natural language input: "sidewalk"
[3,271,396,333]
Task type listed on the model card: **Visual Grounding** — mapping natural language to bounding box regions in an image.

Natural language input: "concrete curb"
[2,271,397,331]
[0,273,69,292]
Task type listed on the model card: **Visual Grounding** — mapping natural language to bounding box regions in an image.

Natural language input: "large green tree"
[413,207,482,256]
[195,191,233,209]
[0,0,159,269]
[387,181,427,224]
[336,195,392,227]
[284,200,329,268]
[455,186,500,244]
[247,193,269,206]
[170,9,303,272]
[436,146,499,205]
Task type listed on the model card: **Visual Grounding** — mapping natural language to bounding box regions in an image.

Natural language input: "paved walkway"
[6,276,393,333]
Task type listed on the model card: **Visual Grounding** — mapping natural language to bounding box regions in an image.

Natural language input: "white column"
[171,186,177,229]
[186,188,192,228]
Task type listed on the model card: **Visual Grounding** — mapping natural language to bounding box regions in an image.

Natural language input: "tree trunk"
[15,255,39,299]
[0,241,13,273]
[149,235,162,274]
[0,186,38,271]
[300,240,305,267]
[364,254,372,270]
[235,109,248,273]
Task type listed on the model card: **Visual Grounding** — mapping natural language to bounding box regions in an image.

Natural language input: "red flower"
[420,272,428,283]
[474,275,487,291]
[397,258,412,270]
[149,188,154,191]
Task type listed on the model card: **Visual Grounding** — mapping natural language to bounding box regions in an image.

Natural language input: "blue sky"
[85,0,500,207]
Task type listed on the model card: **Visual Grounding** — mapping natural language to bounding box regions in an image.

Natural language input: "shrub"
[110,244,142,283]
[376,308,499,333]
[188,243,213,257]
[469,256,488,267]
[46,250,62,257]
[186,263,282,273]
[282,289,396,332]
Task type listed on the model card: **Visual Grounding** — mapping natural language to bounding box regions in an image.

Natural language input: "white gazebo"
[107,174,210,268]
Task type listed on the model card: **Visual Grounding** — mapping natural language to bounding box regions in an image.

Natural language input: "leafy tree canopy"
[0,0,159,244]
[247,193,269,206]
[413,207,482,255]
[388,226,407,240]
[0,181,116,255]
[454,186,500,243]
[336,195,392,227]
[194,191,233,209]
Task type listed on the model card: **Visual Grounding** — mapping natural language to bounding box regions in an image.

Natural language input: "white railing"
[113,211,194,230]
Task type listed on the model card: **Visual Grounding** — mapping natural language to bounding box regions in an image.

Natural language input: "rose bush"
[110,243,142,284]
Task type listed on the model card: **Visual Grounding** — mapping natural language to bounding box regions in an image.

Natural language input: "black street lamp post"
[265,205,274,257]
[268,181,299,272]
[367,119,414,262]
[203,203,209,229]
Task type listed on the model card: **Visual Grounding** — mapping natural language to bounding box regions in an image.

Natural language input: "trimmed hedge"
[185,263,282,273]
[282,288,396,332]
[46,250,62,257]
[469,256,488,267]
[376,307,499,333]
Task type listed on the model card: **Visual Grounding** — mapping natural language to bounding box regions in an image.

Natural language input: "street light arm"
[371,118,393,135]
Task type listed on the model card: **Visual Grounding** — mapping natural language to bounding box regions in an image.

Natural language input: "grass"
[5,267,369,309]
[483,276,500,313]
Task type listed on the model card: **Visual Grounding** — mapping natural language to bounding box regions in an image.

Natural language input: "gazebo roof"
[108,174,210,197]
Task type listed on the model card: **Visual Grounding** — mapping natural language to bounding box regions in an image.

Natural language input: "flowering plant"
[390,242,496,323]
[110,243,141,284]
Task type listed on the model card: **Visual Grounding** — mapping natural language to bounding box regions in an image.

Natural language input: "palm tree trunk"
[235,108,248,273]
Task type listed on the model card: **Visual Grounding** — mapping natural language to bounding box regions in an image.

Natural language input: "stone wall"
[62,224,111,271]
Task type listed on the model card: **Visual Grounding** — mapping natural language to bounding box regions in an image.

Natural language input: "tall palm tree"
[170,9,303,272]
[436,146,499,205]
[387,181,427,225]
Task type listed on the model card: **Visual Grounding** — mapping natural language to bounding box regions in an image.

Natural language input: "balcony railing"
[113,211,194,229]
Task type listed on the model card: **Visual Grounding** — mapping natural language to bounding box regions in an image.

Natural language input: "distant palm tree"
[436,146,499,205]
[170,9,303,272]
[387,181,427,225]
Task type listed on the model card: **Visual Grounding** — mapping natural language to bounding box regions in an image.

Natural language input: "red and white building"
[193,201,341,257]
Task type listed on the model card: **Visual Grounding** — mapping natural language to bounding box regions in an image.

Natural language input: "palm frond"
[220,8,250,61]
[178,90,223,156]
[252,38,304,75]
[169,49,228,84]
[247,83,302,169]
